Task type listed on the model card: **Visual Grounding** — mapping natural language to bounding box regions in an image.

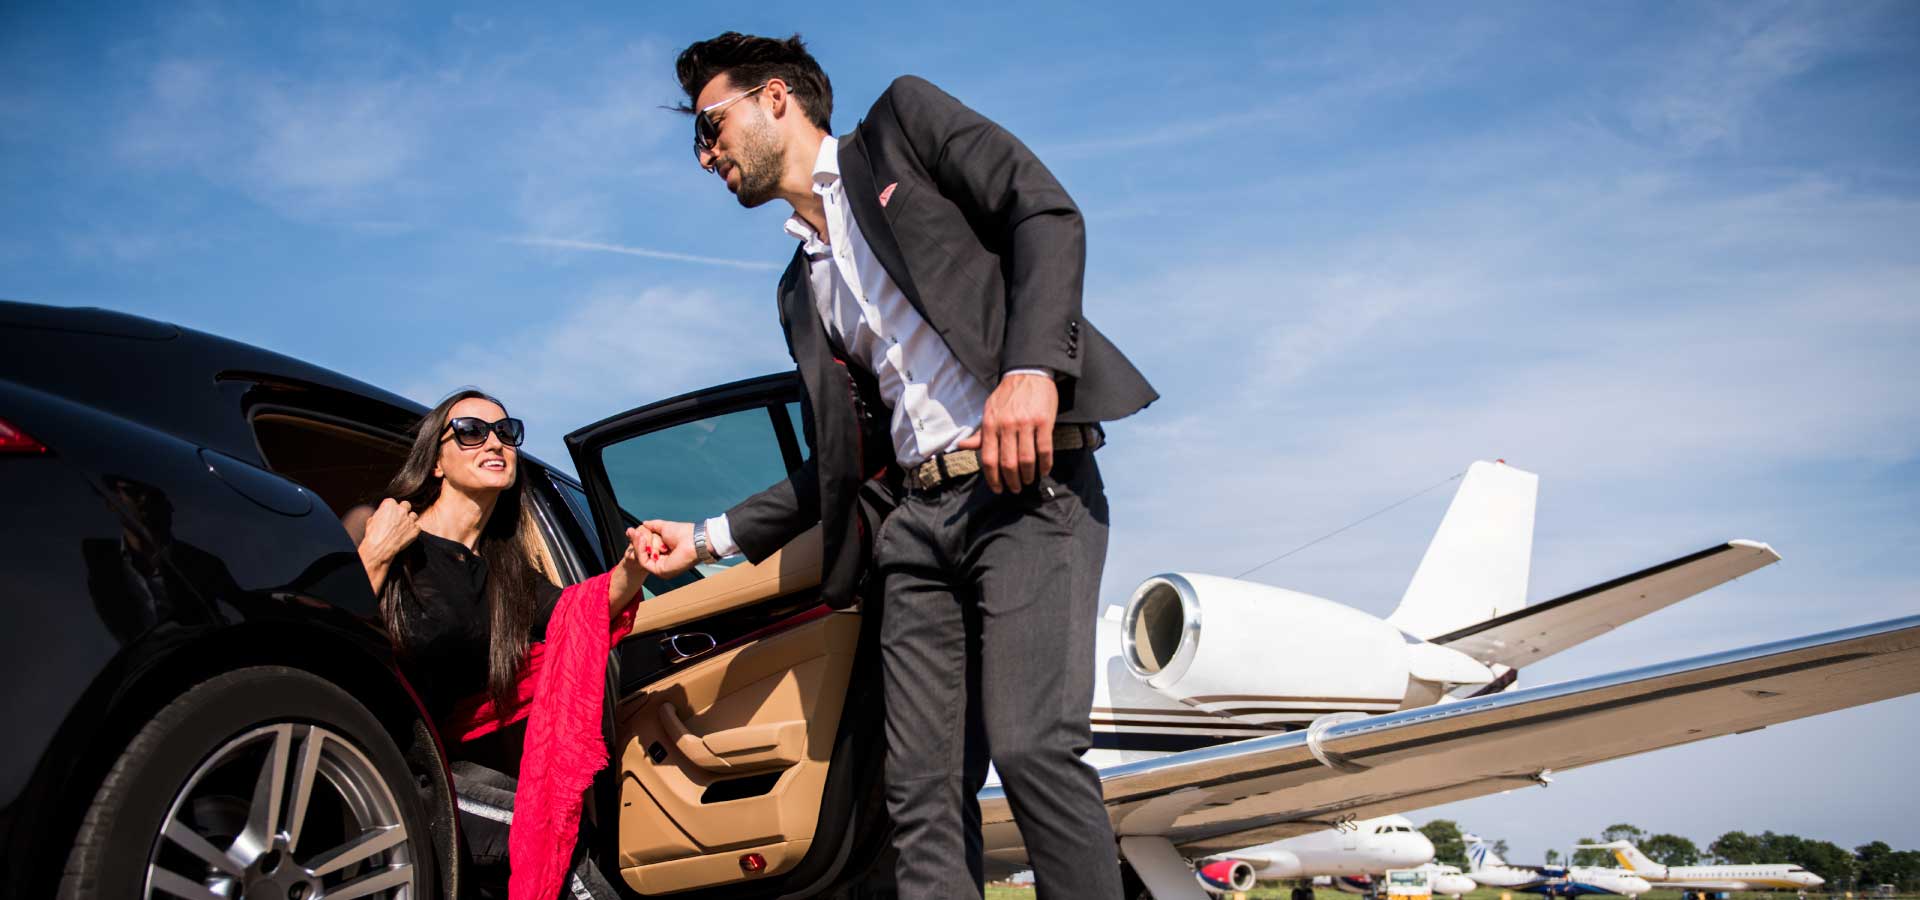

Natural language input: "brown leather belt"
[903,424,1103,491]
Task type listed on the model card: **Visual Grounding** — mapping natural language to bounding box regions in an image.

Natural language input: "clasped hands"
[633,373,1059,582]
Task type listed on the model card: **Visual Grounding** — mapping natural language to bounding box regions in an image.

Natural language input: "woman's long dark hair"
[380,389,549,714]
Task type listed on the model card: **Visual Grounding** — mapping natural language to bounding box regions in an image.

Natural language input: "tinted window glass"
[600,406,789,566]
[785,401,808,457]
[547,473,602,569]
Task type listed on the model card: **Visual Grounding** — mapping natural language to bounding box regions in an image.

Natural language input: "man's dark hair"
[674,32,833,133]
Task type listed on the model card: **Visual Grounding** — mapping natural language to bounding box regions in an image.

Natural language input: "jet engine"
[1121,573,1494,723]
[1196,859,1257,894]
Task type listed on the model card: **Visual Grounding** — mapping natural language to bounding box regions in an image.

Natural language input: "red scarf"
[442,572,636,900]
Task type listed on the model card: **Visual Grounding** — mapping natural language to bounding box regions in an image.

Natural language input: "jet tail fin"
[1466,838,1506,872]
[1578,841,1659,874]
[1388,461,1538,640]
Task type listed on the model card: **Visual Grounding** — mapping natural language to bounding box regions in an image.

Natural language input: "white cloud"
[1622,4,1844,153]
[115,57,428,215]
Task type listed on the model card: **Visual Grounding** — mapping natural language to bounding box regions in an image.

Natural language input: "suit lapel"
[837,127,930,324]
[778,246,829,366]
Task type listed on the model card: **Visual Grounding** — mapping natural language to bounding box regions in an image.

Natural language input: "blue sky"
[4,1,1916,863]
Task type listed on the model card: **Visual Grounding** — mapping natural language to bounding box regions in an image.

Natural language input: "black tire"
[59,665,438,899]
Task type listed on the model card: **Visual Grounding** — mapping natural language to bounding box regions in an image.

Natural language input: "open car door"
[566,373,889,897]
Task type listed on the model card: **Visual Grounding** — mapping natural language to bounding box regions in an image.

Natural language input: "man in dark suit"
[639,33,1155,897]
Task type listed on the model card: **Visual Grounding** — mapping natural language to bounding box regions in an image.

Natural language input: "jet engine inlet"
[1125,575,1199,680]
[1196,859,1257,894]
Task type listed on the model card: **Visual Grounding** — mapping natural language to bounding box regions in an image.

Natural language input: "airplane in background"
[1466,837,1652,897]
[1202,815,1435,900]
[1418,863,1479,899]
[958,459,1920,899]
[1580,841,1826,896]
[1080,460,1785,766]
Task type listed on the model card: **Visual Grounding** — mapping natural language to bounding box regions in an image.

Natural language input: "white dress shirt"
[705,135,1043,558]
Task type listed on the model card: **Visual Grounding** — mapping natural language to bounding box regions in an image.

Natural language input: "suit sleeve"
[885,75,1086,380]
[721,456,821,565]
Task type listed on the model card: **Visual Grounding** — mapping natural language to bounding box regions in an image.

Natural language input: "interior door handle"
[665,632,717,662]
[655,702,805,774]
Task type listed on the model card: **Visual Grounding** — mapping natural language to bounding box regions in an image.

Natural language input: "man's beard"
[730,120,786,209]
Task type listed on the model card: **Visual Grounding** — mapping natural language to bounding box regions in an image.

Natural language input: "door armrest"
[657,702,805,773]
[627,526,823,635]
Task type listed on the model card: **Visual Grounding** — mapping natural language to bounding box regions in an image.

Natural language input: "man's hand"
[959,372,1058,493]
[638,520,699,579]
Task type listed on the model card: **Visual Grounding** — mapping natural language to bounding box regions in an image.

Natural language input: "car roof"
[0,300,565,475]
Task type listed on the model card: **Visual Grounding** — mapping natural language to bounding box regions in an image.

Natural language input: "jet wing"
[981,614,1919,861]
[1432,541,1781,671]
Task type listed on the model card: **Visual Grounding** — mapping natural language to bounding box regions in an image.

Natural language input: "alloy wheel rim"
[145,723,417,900]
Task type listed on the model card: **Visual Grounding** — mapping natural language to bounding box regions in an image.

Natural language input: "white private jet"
[1579,840,1827,895]
[1200,814,1434,897]
[1077,461,1785,766]
[1467,837,1652,897]
[960,461,1920,898]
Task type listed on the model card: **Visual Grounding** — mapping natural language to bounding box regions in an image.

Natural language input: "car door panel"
[568,374,886,897]
[613,611,860,892]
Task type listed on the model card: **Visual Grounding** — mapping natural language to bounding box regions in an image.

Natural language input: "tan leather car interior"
[612,527,854,894]
[628,526,823,635]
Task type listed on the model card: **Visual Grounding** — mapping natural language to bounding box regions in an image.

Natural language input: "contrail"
[512,236,780,271]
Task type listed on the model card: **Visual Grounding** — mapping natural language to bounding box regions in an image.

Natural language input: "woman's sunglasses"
[693,82,770,167]
[443,416,525,449]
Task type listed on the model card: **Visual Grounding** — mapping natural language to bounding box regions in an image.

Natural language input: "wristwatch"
[693,521,716,566]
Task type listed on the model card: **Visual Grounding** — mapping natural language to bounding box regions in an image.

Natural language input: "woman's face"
[434,397,517,495]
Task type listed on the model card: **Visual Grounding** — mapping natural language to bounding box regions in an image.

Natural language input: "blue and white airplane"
[1466,836,1652,897]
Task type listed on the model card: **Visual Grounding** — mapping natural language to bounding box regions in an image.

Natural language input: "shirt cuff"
[703,514,740,559]
[1003,367,1053,380]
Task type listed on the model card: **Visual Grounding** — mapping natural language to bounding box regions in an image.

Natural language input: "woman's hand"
[357,498,421,592]
[608,525,657,614]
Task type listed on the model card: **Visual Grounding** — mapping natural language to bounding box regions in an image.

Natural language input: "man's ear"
[765,77,791,120]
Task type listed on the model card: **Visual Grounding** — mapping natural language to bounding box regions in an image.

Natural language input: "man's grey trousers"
[876,447,1122,899]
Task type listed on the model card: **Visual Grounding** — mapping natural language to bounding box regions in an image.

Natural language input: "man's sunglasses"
[693,82,770,166]
[443,416,525,449]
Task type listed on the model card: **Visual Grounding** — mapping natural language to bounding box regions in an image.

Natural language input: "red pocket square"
[879,182,898,207]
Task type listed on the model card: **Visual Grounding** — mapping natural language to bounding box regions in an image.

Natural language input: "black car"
[1,300,892,899]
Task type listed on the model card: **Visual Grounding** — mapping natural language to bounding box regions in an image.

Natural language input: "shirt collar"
[783,134,841,245]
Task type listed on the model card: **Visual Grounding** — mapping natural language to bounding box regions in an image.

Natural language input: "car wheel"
[59,665,437,900]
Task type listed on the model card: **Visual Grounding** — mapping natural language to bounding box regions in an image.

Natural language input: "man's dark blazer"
[725,75,1157,604]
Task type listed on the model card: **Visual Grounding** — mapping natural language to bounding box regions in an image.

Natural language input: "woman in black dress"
[356,389,653,898]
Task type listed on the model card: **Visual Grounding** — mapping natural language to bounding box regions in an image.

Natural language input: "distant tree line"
[1417,820,1920,891]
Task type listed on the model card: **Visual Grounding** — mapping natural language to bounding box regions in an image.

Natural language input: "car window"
[785,400,808,455]
[600,405,792,570]
[546,472,604,570]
